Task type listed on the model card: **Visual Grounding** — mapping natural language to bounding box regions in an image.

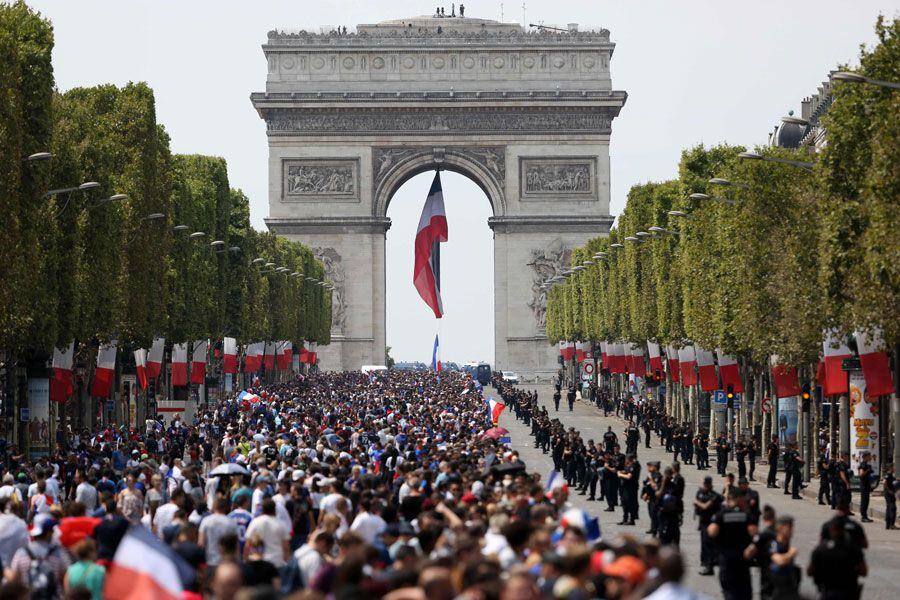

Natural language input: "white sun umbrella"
[209,463,250,477]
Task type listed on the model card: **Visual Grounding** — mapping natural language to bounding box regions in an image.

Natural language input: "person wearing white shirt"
[153,494,182,539]
[244,499,290,567]
[251,477,269,517]
[349,498,386,545]
[0,474,23,505]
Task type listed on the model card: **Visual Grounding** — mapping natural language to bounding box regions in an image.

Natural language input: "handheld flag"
[104,524,192,600]
[486,396,505,424]
[431,334,441,372]
[413,171,449,318]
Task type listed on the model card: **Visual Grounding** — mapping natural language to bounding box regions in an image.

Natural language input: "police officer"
[708,487,758,600]
[790,447,804,500]
[694,475,722,576]
[748,437,758,481]
[603,447,621,513]
[642,414,652,449]
[736,435,749,480]
[817,453,832,506]
[782,444,795,495]
[657,467,684,547]
[766,435,780,488]
[642,460,663,536]
[858,453,874,522]
[566,384,576,411]
[603,426,618,454]
[625,420,640,457]
[883,464,896,529]
[617,453,640,526]
[716,434,731,477]
[682,425,694,465]
[553,387,561,411]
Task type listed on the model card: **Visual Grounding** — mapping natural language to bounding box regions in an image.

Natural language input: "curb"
[799,485,888,520]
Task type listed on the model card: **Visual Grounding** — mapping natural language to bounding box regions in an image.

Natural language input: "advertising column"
[848,372,879,473]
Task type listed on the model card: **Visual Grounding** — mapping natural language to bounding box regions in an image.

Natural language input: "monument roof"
[360,15,522,35]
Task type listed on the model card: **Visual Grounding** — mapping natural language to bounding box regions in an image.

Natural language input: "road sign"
[581,361,595,381]
[713,390,727,404]
[19,407,30,422]
[761,397,772,413]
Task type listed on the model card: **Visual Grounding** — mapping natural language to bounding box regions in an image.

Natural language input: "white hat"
[292,469,306,481]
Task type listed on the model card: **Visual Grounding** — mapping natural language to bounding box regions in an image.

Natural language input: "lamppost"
[831,71,900,91]
[738,151,813,171]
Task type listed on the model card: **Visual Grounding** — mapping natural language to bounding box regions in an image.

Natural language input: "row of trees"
[547,16,898,376]
[0,2,331,371]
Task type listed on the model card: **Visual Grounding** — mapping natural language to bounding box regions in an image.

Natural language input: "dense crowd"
[0,369,888,600]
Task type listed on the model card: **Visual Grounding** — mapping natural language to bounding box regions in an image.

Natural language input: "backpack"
[24,545,57,600]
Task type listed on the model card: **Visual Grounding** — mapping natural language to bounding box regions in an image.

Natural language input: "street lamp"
[582,260,594,266]
[189,231,205,239]
[45,181,100,197]
[140,213,166,221]
[635,231,652,238]
[831,71,900,90]
[609,243,624,249]
[251,258,265,264]
[738,151,813,171]
[228,246,241,253]
[648,226,678,236]
[210,240,226,248]
[689,192,737,205]
[25,152,52,162]
[667,210,691,219]
[173,225,190,232]
[623,236,641,243]
[265,262,275,268]
[98,193,128,204]
[709,177,748,190]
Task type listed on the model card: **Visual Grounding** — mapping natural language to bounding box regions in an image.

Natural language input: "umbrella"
[209,463,250,477]
[487,462,526,477]
[482,427,510,440]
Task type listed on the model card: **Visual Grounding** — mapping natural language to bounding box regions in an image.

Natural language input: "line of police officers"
[498,377,875,600]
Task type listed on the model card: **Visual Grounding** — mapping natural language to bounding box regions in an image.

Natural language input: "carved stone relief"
[267,109,612,136]
[519,157,597,200]
[282,159,360,201]
[313,247,347,333]
[527,239,571,330]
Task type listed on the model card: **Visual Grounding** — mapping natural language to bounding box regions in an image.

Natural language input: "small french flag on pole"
[431,334,441,372]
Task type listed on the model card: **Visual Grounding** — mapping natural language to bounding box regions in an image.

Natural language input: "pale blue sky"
[26,0,898,364]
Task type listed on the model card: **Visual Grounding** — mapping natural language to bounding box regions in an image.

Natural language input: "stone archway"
[254,14,626,377]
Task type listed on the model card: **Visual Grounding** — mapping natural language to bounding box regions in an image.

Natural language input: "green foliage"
[819,16,900,343]
[0,10,332,359]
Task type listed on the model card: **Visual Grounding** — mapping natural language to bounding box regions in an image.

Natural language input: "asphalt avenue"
[498,384,900,600]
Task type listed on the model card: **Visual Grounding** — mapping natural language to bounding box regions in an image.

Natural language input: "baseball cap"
[31,514,58,537]
[602,555,647,586]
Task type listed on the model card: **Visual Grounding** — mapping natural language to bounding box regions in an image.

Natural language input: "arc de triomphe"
[252,15,626,377]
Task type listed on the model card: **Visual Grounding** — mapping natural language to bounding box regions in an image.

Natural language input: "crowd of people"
[498,376,880,600]
[0,367,887,600]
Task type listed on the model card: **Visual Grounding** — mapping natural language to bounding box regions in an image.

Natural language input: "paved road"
[497,384,900,599]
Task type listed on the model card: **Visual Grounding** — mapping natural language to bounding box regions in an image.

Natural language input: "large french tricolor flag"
[90,340,117,398]
[575,341,587,363]
[855,329,894,397]
[431,334,441,372]
[647,342,663,375]
[666,344,680,383]
[50,342,75,402]
[716,349,743,393]
[696,346,718,391]
[414,172,449,318]
[171,343,188,387]
[263,341,277,371]
[821,330,850,396]
[223,337,237,374]
[134,349,148,391]
[148,337,165,380]
[608,343,626,374]
[190,339,208,385]
[678,345,698,386]
[770,356,801,399]
[104,524,192,600]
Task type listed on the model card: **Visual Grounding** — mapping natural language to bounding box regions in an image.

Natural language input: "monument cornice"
[251,90,627,105]
[266,216,391,235]
[488,215,615,234]
[257,106,621,137]
[264,31,615,51]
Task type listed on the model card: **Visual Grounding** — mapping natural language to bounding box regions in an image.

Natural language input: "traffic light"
[801,383,811,413]
[726,384,734,409]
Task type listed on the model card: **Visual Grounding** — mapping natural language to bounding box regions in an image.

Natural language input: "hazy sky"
[27,0,898,364]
